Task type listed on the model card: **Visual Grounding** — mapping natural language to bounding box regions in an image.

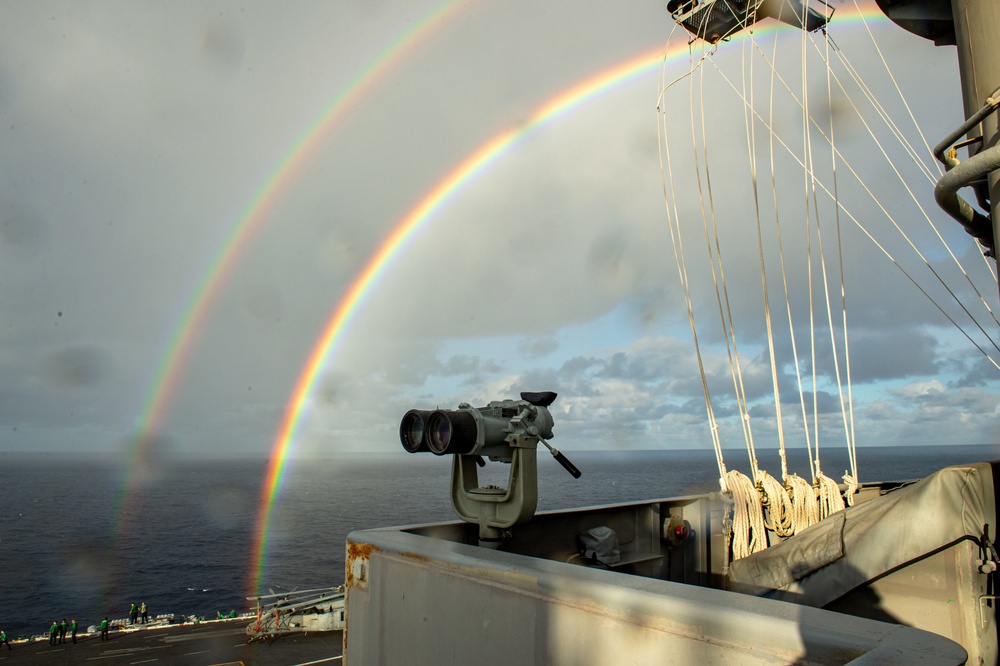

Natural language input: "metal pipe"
[934,142,1000,255]
[933,88,1000,164]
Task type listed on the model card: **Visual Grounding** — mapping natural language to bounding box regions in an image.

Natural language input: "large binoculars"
[400,391,557,457]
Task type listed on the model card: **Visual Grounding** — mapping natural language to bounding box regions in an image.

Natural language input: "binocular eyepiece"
[400,391,557,457]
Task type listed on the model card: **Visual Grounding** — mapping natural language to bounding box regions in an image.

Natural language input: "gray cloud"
[0,0,995,463]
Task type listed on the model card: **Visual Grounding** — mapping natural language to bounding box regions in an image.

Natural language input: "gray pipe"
[934,142,1000,255]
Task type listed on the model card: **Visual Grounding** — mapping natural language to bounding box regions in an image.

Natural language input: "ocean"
[1,443,997,640]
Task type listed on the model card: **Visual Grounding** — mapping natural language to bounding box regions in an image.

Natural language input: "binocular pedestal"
[450,441,538,549]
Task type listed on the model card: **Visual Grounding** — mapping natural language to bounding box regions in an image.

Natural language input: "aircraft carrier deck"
[0,618,342,666]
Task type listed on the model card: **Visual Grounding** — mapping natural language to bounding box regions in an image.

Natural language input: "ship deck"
[0,618,342,666]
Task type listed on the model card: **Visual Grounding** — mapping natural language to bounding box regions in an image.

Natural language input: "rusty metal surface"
[344,498,968,665]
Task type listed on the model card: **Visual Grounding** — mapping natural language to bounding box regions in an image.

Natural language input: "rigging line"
[724,5,759,477]
[823,58,1000,341]
[824,49,1000,332]
[847,0,939,177]
[707,56,1000,371]
[811,147,856,473]
[735,38,1000,344]
[798,23,821,484]
[688,55,753,456]
[739,2,766,481]
[753,13,789,480]
[811,33,998,327]
[768,13,791,479]
[823,37,939,186]
[744,5,767,484]
[824,26,858,481]
[749,32,993,326]
[750,3,819,488]
[694,45,758,462]
[656,48,713,108]
[708,103,759,461]
[802,27,855,479]
[654,5,711,104]
[657,45,728,483]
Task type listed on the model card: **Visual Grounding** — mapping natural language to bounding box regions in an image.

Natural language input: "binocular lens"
[399,410,431,453]
[426,410,478,455]
[428,414,452,454]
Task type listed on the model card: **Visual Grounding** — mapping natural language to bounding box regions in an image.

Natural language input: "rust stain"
[343,541,381,662]
[346,540,380,561]
[345,540,380,589]
[399,551,433,565]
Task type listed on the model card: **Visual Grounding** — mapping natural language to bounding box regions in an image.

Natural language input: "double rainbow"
[249,2,893,595]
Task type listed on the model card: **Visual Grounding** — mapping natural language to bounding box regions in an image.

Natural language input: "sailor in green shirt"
[0,628,10,650]
[48,621,57,645]
[70,619,78,644]
[100,617,109,641]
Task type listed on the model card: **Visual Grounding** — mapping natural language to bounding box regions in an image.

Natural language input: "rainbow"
[247,4,888,593]
[105,0,470,595]
[248,43,674,594]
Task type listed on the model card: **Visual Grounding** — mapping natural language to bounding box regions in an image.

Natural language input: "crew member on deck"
[100,617,109,641]
[70,619,78,643]
[48,621,57,645]
[0,628,10,650]
[59,618,67,644]
[140,602,148,624]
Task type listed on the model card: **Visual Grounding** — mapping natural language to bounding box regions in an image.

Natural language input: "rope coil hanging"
[657,9,881,561]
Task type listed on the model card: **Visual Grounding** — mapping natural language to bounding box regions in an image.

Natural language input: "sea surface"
[1,444,997,639]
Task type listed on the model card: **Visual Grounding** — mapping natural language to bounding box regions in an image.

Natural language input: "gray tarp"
[728,462,996,607]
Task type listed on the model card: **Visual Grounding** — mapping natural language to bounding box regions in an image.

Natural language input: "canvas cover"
[578,526,621,565]
[728,462,997,607]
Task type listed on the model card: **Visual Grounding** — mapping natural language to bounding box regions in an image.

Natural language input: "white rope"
[816,472,846,518]
[786,473,820,529]
[846,0,939,180]
[705,57,1000,372]
[657,41,728,485]
[657,5,1000,555]
[821,45,1000,334]
[823,29,859,484]
[724,469,768,559]
[689,37,761,480]
[757,469,795,537]
[740,30,1000,341]
[841,472,859,507]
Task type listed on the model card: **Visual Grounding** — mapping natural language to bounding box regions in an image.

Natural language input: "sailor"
[48,621,57,645]
[70,619,78,643]
[0,628,10,650]
[100,617,109,641]
[129,602,138,625]
[140,602,148,624]
[59,618,67,643]
[229,609,236,618]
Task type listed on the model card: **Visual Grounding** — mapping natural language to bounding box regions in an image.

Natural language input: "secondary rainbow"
[250,3,889,594]
[104,0,470,591]
[248,43,670,594]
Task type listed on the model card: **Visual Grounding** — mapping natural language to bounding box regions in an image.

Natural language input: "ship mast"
[879,0,1000,293]
[951,0,1000,288]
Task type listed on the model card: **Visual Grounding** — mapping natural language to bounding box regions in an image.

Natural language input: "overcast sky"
[1,0,997,466]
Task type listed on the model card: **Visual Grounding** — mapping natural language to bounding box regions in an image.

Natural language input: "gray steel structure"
[879,0,1000,278]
